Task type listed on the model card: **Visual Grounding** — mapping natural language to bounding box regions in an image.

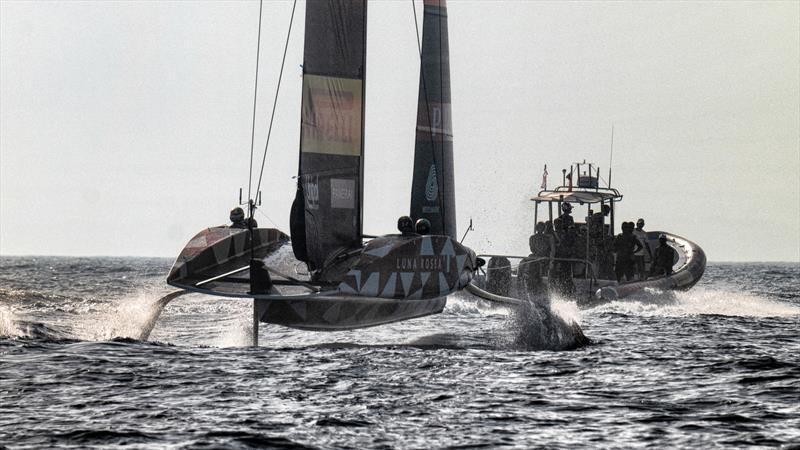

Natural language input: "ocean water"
[1,256,798,448]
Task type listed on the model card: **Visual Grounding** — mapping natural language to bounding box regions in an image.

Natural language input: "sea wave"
[593,287,800,318]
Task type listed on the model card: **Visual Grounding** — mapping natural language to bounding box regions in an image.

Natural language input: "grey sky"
[1,0,798,261]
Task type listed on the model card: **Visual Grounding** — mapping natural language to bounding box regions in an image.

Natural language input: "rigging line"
[412,0,422,56]
[608,125,614,188]
[247,0,264,209]
[411,0,446,220]
[255,207,280,230]
[437,0,447,231]
[254,0,298,198]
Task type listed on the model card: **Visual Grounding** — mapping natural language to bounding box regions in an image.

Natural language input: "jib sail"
[410,0,456,239]
[290,0,367,271]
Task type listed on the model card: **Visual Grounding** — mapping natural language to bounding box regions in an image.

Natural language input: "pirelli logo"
[301,74,363,156]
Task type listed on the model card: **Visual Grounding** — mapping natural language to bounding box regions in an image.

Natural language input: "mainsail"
[291,0,368,271]
[410,0,456,238]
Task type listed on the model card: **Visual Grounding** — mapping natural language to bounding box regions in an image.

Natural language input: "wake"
[448,291,590,351]
[591,287,800,318]
[0,288,188,342]
[510,294,590,350]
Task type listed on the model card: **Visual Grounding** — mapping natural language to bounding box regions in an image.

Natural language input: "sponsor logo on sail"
[431,106,441,137]
[303,174,319,210]
[301,75,363,156]
[330,178,355,209]
[425,164,438,202]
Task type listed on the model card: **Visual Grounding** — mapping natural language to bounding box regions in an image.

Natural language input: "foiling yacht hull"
[256,296,446,331]
[167,226,470,331]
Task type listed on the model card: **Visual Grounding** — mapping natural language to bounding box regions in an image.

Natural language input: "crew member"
[589,204,611,238]
[600,234,616,280]
[633,218,651,280]
[415,218,431,235]
[559,203,575,229]
[573,226,588,278]
[553,217,565,243]
[550,224,576,295]
[588,204,611,278]
[613,221,643,282]
[544,220,558,245]
[230,207,247,228]
[397,216,416,236]
[650,234,678,277]
[528,221,555,277]
[247,216,259,229]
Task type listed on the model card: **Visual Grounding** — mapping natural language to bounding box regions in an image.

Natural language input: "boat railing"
[476,254,598,281]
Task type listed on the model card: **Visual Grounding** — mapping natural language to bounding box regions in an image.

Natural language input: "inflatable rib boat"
[468,160,706,307]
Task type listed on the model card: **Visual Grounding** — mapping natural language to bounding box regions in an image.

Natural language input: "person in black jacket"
[650,234,678,277]
[614,221,644,282]
[397,216,416,236]
[230,207,247,228]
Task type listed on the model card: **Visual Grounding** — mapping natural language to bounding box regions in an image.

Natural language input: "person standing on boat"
[529,221,555,277]
[633,218,652,280]
[574,226,588,278]
[589,204,611,237]
[650,234,678,277]
[544,220,558,245]
[613,222,643,282]
[550,224,577,295]
[588,204,611,278]
[553,217,565,242]
[559,203,575,229]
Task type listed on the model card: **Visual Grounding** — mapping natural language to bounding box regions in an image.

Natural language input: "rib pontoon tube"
[596,231,706,300]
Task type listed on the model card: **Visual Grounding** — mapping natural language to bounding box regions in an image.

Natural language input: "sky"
[1,0,798,262]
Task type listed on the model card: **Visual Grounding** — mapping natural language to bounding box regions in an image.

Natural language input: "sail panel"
[290,0,367,271]
[301,74,363,157]
[302,0,367,78]
[410,0,456,238]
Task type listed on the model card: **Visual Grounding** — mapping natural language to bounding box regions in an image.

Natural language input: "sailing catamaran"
[468,161,706,306]
[166,0,476,344]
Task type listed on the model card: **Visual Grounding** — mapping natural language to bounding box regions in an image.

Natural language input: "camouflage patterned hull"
[167,227,475,330]
[166,226,289,292]
[332,234,476,300]
[256,296,446,331]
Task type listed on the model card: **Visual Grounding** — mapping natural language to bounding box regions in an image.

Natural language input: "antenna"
[239,188,243,205]
[459,218,474,244]
[608,125,614,187]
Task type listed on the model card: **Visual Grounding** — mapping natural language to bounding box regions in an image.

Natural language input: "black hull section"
[333,234,476,300]
[167,227,289,290]
[168,227,475,301]
[256,296,446,331]
[167,226,474,330]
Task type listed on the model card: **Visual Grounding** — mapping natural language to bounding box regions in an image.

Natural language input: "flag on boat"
[540,165,548,190]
